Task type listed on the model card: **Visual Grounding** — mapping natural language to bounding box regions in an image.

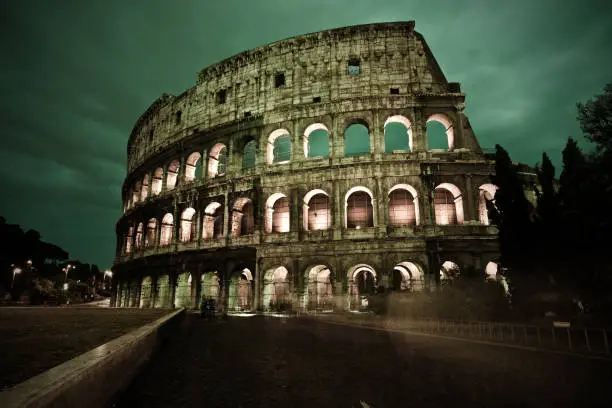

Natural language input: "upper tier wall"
[127,21,461,173]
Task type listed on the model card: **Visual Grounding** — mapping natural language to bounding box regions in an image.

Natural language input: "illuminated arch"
[132,181,141,205]
[303,189,330,231]
[184,152,202,183]
[347,263,377,310]
[478,183,498,225]
[267,129,291,164]
[440,261,460,281]
[151,167,163,196]
[485,261,498,280]
[303,264,333,310]
[384,115,413,153]
[434,183,464,225]
[263,266,290,310]
[139,276,153,308]
[344,186,374,229]
[202,202,223,239]
[134,222,143,249]
[265,193,290,233]
[179,207,196,242]
[160,213,174,245]
[232,197,254,237]
[166,160,180,190]
[208,143,227,177]
[124,226,134,254]
[145,218,157,247]
[303,123,329,158]
[141,175,149,201]
[242,140,257,169]
[426,113,454,151]
[388,184,420,226]
[174,272,193,308]
[392,261,424,291]
[228,268,254,311]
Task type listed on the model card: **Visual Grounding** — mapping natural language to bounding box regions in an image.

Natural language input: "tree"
[577,83,612,155]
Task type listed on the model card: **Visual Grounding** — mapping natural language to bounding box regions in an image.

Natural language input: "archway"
[231,197,255,236]
[344,122,370,156]
[166,160,179,190]
[160,213,173,245]
[304,123,330,158]
[345,187,374,229]
[145,218,157,247]
[303,189,330,231]
[392,262,424,292]
[141,174,149,201]
[388,184,420,226]
[154,275,170,308]
[174,272,192,308]
[268,129,291,164]
[208,143,227,177]
[265,193,290,233]
[263,266,290,311]
[228,268,253,311]
[384,115,412,153]
[426,113,454,151]
[479,184,498,225]
[151,168,163,196]
[202,202,223,239]
[434,183,464,225]
[243,140,257,169]
[179,207,196,242]
[184,152,202,183]
[139,276,152,308]
[303,265,333,310]
[134,223,143,250]
[201,271,220,308]
[440,261,460,283]
[347,264,377,310]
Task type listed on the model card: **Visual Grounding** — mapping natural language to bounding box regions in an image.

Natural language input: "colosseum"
[112,21,519,312]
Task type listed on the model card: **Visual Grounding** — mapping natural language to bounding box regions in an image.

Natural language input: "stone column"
[412,110,427,152]
[292,120,302,161]
[333,180,342,239]
[200,148,208,181]
[254,257,262,311]
[465,174,475,223]
[291,188,300,235]
[161,164,168,192]
[177,155,186,187]
[373,112,384,157]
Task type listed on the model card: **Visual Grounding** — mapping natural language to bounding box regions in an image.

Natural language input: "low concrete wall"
[0,308,185,408]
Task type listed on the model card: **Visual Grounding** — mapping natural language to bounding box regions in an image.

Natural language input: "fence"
[317,314,611,357]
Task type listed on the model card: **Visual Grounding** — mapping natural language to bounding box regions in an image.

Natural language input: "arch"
[263,266,290,310]
[303,189,330,231]
[145,218,157,247]
[166,160,180,190]
[179,207,196,242]
[154,275,170,308]
[151,167,163,196]
[243,140,257,169]
[132,181,141,205]
[478,183,498,225]
[201,271,220,308]
[267,128,291,164]
[184,152,202,183]
[344,186,374,229]
[426,113,454,151]
[174,272,192,308]
[124,226,134,254]
[303,264,333,310]
[265,193,290,233]
[384,115,413,153]
[440,261,460,281]
[344,122,370,156]
[485,261,498,280]
[303,123,330,158]
[160,213,174,245]
[388,184,420,226]
[228,268,254,311]
[231,197,254,236]
[392,261,424,292]
[139,276,153,308]
[141,174,149,201]
[202,202,223,239]
[134,222,143,250]
[208,143,228,177]
[434,183,464,225]
[347,263,377,310]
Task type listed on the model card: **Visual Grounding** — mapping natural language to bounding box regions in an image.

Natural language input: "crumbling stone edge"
[0,308,186,408]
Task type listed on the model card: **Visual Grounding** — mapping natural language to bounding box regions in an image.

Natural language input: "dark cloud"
[0,0,610,268]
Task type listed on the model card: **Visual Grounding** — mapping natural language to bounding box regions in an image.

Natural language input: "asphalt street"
[114,315,612,408]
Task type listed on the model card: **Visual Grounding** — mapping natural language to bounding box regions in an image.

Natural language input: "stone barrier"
[0,308,185,408]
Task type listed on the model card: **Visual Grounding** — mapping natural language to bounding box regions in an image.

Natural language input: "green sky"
[0,0,610,269]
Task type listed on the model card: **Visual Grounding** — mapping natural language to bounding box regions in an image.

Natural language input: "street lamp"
[62,264,73,282]
[103,270,113,290]
[11,265,22,289]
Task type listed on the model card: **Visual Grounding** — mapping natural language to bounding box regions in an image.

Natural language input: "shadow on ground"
[113,315,612,408]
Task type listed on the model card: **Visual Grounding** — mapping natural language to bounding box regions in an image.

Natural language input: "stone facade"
[112,21,527,312]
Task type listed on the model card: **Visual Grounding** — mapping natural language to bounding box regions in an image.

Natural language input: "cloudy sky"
[0,0,610,269]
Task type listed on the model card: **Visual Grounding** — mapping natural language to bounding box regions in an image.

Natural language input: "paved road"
[114,315,612,408]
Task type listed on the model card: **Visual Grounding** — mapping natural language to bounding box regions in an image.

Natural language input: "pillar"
[254,257,262,311]
[465,174,475,223]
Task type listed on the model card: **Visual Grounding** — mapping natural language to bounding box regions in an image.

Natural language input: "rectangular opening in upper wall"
[390,88,400,95]
[244,111,252,118]
[216,89,226,105]
[348,57,360,76]
[274,72,285,88]
[312,96,321,103]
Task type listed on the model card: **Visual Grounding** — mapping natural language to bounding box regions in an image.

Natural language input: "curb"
[0,308,186,408]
